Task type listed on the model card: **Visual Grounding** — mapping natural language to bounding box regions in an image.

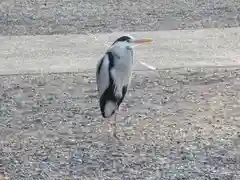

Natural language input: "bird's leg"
[108,112,124,145]
[107,114,117,138]
[116,108,127,138]
[112,113,119,140]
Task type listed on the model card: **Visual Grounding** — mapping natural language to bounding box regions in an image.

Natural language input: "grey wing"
[96,53,119,118]
[96,55,110,97]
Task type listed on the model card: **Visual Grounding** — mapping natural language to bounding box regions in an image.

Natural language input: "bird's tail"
[101,101,117,118]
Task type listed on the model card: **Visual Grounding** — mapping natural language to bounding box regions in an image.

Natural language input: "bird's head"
[111,35,152,49]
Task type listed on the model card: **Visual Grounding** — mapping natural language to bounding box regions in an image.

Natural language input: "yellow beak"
[132,39,153,44]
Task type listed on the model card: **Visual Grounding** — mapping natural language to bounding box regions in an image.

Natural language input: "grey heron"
[96,35,152,141]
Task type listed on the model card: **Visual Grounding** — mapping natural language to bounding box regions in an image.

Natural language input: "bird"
[96,35,152,141]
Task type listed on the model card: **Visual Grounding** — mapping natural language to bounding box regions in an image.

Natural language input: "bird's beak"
[132,39,153,44]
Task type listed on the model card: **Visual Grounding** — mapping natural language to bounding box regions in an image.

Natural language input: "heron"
[96,35,152,141]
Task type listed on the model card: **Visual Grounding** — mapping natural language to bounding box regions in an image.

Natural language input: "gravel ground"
[0,0,240,179]
[0,0,240,35]
[0,67,239,179]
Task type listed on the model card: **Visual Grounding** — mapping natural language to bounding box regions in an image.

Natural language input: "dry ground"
[0,67,239,179]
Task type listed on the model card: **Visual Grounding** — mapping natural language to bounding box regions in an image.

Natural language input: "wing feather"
[96,51,131,118]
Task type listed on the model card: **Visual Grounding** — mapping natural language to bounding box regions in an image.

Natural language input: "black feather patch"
[112,36,132,45]
[117,85,128,108]
[99,52,128,118]
[96,57,104,77]
[107,51,115,69]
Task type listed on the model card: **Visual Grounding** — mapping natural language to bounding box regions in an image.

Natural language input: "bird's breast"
[116,57,133,72]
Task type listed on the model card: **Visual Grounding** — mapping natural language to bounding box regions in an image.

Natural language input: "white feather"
[104,101,117,117]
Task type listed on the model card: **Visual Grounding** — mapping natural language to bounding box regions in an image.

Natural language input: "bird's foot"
[112,131,120,140]
[110,131,124,145]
